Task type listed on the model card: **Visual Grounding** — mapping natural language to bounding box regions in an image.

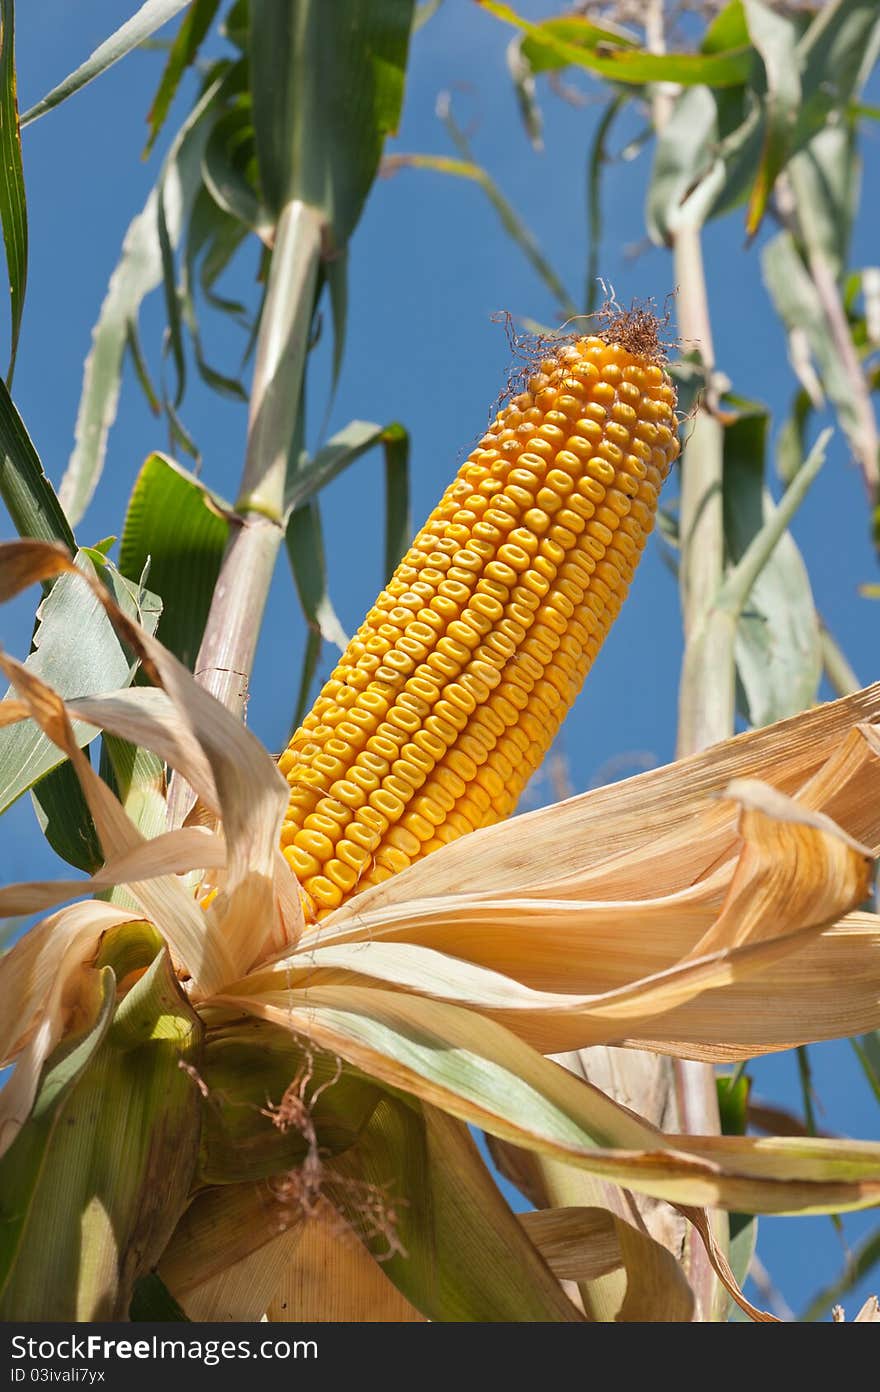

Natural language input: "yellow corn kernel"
[281,328,678,913]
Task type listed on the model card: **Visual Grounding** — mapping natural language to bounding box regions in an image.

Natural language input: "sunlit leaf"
[0,378,74,547]
[119,452,230,669]
[21,0,194,126]
[251,0,415,247]
[144,0,221,156]
[480,2,753,87]
[0,0,26,382]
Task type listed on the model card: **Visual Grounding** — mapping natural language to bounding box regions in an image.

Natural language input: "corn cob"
[280,325,679,913]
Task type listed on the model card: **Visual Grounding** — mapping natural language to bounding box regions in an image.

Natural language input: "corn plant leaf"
[0,964,116,1311]
[250,0,415,247]
[763,232,866,462]
[61,79,219,528]
[0,930,203,1320]
[159,1182,303,1320]
[507,34,544,151]
[144,0,221,157]
[480,2,754,87]
[0,551,161,817]
[0,0,26,383]
[788,123,859,281]
[285,419,390,515]
[267,1200,426,1322]
[0,377,74,547]
[21,0,194,126]
[801,1224,880,1321]
[722,399,821,726]
[328,1096,583,1321]
[31,758,103,873]
[202,99,273,243]
[743,0,801,237]
[703,1,750,52]
[646,86,719,244]
[285,498,347,653]
[220,981,880,1216]
[383,423,410,582]
[118,452,230,670]
[796,0,880,142]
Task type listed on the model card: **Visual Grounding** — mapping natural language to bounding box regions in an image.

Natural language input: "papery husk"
[520,1206,696,1321]
[266,1202,426,1323]
[159,1182,303,1321]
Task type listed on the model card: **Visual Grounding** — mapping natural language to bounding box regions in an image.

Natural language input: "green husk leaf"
[197,1019,382,1184]
[0,927,203,1320]
[329,1096,582,1321]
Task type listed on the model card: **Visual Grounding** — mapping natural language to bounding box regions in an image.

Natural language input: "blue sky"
[3,0,879,1319]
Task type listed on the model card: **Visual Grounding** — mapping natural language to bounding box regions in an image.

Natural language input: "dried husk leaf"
[266,1202,425,1323]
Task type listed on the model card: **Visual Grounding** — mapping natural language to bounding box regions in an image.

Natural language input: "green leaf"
[801,1225,880,1321]
[291,628,321,732]
[31,758,103,873]
[21,0,194,126]
[383,423,410,583]
[763,231,866,461]
[481,2,754,87]
[0,967,117,1309]
[250,0,416,247]
[722,399,822,726]
[285,498,347,652]
[646,85,719,244]
[507,34,543,151]
[144,0,221,157]
[0,551,161,817]
[202,98,273,241]
[702,1,749,53]
[743,0,801,238]
[130,1273,191,1321]
[0,929,202,1320]
[0,377,75,547]
[788,124,859,280]
[285,418,390,514]
[727,1211,758,1319]
[796,0,880,142]
[118,452,230,670]
[61,78,220,528]
[0,0,26,382]
[717,1071,751,1135]
[776,387,813,485]
[330,1097,580,1321]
